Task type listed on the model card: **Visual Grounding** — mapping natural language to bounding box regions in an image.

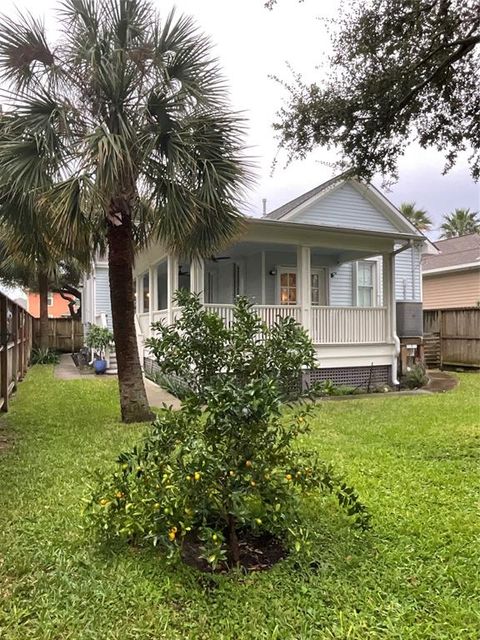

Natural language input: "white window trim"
[47,292,53,306]
[354,260,378,308]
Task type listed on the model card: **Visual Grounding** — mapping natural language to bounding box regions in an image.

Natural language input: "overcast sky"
[2,0,479,241]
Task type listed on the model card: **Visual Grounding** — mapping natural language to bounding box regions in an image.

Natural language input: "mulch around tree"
[181,531,287,573]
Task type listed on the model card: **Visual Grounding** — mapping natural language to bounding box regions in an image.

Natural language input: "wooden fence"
[32,317,84,353]
[424,308,480,369]
[0,293,33,412]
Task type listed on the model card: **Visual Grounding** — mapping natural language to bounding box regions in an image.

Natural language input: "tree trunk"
[106,205,154,424]
[227,513,240,566]
[38,272,49,350]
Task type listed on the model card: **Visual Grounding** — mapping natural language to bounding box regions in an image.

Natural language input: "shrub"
[87,294,370,569]
[154,372,193,401]
[403,363,429,389]
[146,290,316,401]
[85,324,114,357]
[30,347,60,365]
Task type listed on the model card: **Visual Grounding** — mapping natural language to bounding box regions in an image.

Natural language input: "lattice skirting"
[144,356,161,379]
[303,365,392,390]
[145,356,392,393]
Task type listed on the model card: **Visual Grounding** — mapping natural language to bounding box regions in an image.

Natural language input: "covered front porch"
[135,231,398,349]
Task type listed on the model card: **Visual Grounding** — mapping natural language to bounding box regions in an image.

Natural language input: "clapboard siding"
[95,266,113,329]
[423,270,480,309]
[293,183,399,233]
[330,263,353,306]
[395,246,421,302]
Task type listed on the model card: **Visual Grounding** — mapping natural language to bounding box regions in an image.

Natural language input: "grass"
[0,367,479,640]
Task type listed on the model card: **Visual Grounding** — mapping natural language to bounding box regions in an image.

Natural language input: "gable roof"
[422,233,480,273]
[264,171,353,221]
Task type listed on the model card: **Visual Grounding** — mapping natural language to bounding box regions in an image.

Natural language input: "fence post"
[18,309,24,380]
[11,304,18,389]
[439,309,443,370]
[0,296,8,412]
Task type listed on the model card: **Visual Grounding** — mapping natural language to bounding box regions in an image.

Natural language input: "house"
[422,234,480,309]
[83,174,435,386]
[26,291,77,318]
[124,174,434,387]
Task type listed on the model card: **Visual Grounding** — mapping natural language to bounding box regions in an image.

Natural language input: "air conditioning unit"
[396,302,423,338]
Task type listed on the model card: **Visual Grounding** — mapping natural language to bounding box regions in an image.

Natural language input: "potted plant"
[85,325,114,375]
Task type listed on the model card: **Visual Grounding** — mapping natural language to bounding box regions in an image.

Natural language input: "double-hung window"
[357,261,376,307]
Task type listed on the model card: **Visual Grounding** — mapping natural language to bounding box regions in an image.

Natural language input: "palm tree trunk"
[106,206,153,424]
[38,272,49,350]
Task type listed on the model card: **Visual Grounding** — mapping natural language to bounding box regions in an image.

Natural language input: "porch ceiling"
[210,241,382,265]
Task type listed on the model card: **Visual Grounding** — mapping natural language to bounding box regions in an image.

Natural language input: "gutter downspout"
[389,240,414,385]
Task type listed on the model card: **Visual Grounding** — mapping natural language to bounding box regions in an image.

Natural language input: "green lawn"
[0,367,479,640]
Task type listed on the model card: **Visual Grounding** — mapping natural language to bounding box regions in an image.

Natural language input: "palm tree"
[0,1,251,422]
[399,202,432,232]
[0,194,88,348]
[440,208,480,238]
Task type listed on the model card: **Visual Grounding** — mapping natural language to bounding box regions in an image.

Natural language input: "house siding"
[292,183,399,233]
[330,263,353,306]
[95,266,113,329]
[395,246,421,302]
[423,270,480,309]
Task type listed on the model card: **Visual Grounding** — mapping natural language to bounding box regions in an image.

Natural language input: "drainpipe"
[389,240,414,385]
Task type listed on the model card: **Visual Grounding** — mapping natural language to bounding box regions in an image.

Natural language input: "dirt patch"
[181,531,287,573]
[425,370,459,393]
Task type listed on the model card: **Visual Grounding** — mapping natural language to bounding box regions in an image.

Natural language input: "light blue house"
[84,173,435,386]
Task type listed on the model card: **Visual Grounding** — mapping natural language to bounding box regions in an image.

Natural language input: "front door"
[278,268,328,305]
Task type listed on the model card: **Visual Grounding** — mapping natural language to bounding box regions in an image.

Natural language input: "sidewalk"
[54,354,180,409]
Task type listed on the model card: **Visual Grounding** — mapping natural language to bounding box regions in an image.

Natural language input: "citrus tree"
[87,295,369,568]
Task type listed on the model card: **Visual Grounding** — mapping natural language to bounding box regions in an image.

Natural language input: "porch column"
[190,258,205,304]
[148,265,156,337]
[297,245,311,334]
[167,254,179,323]
[383,251,399,384]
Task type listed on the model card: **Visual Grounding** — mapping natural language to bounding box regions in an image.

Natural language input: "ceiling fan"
[209,255,231,262]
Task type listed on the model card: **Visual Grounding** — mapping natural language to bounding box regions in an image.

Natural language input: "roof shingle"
[422,233,480,271]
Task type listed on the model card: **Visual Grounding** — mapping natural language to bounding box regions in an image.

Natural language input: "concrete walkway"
[54,354,180,409]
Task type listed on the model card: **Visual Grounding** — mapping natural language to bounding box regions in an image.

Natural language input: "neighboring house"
[82,253,112,329]
[84,174,435,386]
[27,291,76,318]
[422,234,480,309]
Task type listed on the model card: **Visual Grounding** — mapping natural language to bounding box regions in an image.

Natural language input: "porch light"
[269,268,277,276]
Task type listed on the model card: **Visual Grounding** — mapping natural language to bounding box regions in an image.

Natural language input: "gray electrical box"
[396,302,423,338]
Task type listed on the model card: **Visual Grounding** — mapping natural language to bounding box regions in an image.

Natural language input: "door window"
[280,271,297,305]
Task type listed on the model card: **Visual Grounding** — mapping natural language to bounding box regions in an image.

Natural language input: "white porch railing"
[140,304,389,345]
[311,306,388,344]
[137,312,150,337]
[152,309,168,325]
[203,304,302,327]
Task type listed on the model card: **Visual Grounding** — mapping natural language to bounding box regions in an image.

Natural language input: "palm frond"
[0,11,54,91]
